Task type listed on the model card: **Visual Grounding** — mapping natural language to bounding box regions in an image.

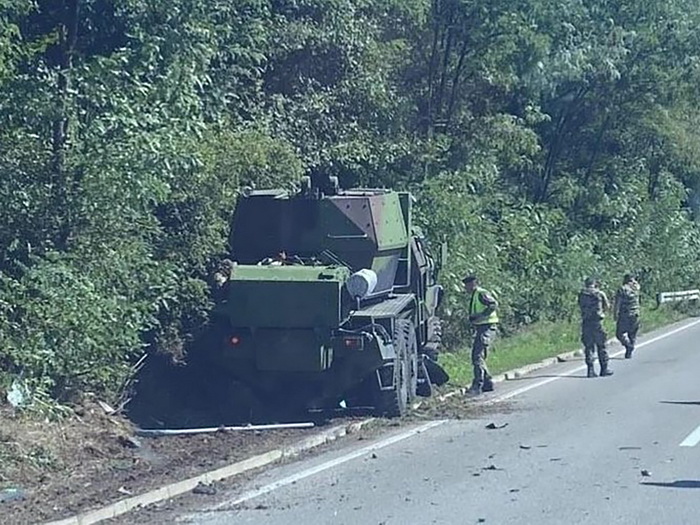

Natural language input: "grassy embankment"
[441,304,696,387]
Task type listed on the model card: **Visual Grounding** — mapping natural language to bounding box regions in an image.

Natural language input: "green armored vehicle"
[207,174,447,419]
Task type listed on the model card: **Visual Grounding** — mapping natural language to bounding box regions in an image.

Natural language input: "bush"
[0,246,171,404]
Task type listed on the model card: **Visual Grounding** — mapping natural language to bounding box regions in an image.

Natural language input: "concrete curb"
[436,342,604,401]
[43,419,375,525]
[38,333,638,523]
[438,320,698,400]
[500,347,586,381]
[497,335,632,382]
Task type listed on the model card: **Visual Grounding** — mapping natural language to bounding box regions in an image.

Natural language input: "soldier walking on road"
[614,273,641,359]
[463,275,499,396]
[578,277,613,378]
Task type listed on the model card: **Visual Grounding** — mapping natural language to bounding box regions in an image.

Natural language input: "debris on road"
[192,482,218,495]
[519,444,531,450]
[118,435,143,449]
[485,422,508,430]
[97,400,116,414]
[0,488,26,503]
[641,469,652,477]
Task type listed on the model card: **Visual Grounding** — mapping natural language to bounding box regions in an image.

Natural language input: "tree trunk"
[52,0,79,250]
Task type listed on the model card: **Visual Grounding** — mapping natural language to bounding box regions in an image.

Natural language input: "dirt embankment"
[0,402,323,524]
[0,388,511,524]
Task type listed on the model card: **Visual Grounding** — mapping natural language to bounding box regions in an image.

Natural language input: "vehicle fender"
[375,334,396,361]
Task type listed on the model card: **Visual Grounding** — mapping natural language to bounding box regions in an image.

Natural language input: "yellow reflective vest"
[469,287,499,325]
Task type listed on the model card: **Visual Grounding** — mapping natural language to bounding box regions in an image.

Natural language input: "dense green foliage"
[1,0,699,404]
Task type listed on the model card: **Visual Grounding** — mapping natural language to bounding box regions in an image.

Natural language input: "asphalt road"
[167,318,700,525]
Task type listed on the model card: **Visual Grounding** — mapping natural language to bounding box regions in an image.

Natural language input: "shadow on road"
[641,480,700,489]
[659,400,700,406]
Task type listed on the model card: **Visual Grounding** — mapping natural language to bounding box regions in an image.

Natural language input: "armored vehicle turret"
[206,174,447,419]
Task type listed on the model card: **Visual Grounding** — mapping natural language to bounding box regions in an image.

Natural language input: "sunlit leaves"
[1,0,700,404]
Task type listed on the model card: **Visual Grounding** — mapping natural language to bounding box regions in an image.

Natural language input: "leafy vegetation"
[1,0,700,406]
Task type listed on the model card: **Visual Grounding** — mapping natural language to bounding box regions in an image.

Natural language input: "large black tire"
[376,319,415,417]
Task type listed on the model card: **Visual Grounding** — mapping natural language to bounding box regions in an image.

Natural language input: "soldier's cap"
[584,277,596,287]
[462,275,477,284]
[623,273,635,283]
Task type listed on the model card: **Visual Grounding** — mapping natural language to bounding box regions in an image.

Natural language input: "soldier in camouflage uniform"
[463,275,499,396]
[578,277,613,378]
[614,273,641,359]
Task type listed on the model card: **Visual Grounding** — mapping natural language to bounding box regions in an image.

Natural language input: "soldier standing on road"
[614,273,641,359]
[578,277,613,378]
[463,275,499,396]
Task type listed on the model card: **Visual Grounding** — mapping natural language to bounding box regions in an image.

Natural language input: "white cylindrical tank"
[346,269,378,299]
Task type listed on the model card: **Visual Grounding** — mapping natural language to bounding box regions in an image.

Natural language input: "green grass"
[440,305,692,387]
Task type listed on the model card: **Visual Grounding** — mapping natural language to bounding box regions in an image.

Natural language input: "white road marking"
[209,420,447,511]
[490,318,700,404]
[192,318,700,515]
[680,424,700,447]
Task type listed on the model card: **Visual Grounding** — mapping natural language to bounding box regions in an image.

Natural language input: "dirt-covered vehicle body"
[208,175,447,418]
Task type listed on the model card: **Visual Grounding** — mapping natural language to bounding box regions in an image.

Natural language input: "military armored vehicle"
[207,174,448,419]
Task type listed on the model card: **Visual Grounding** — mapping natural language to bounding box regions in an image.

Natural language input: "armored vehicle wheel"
[376,319,415,417]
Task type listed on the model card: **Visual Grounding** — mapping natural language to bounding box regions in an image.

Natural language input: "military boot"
[587,364,597,378]
[482,378,494,392]
[599,362,614,376]
[624,345,634,359]
[465,383,482,397]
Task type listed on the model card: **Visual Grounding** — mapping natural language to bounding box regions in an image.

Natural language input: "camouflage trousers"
[581,320,609,366]
[471,324,497,388]
[616,314,640,349]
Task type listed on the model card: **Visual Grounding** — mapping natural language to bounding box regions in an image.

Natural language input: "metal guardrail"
[656,289,700,306]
